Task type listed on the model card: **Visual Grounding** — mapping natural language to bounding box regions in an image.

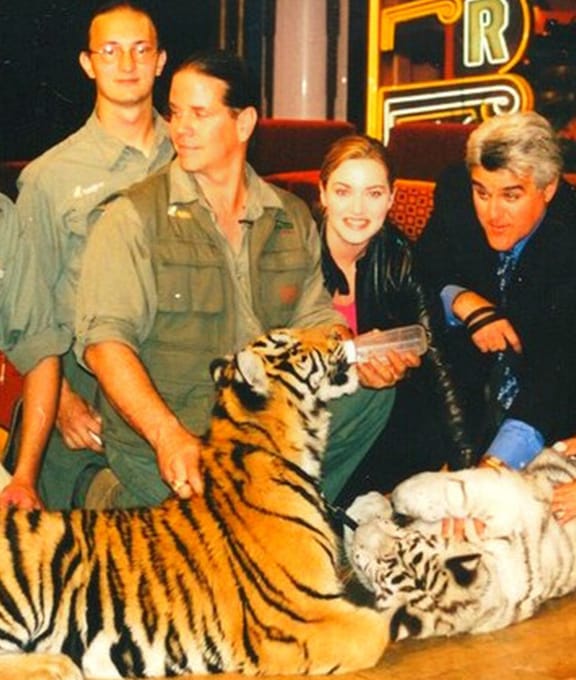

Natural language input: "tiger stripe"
[0,327,391,678]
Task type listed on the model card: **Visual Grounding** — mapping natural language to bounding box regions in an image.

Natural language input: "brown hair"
[86,2,161,48]
[319,134,396,188]
[174,49,259,112]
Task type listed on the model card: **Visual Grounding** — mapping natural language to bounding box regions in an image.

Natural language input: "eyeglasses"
[87,43,157,64]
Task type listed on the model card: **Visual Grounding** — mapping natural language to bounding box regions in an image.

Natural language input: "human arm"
[451,290,522,355]
[441,284,522,355]
[84,341,202,498]
[482,419,544,469]
[0,356,60,509]
[414,162,512,347]
[15,164,103,451]
[0,194,70,507]
[55,377,103,452]
[413,168,521,357]
[75,195,202,498]
[397,234,476,468]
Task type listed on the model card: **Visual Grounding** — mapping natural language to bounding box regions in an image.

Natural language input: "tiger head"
[350,516,487,641]
[209,326,358,475]
[346,492,487,641]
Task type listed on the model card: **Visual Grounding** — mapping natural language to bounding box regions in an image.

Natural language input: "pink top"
[333,300,357,335]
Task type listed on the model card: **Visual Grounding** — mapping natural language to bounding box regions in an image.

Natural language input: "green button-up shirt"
[0,194,69,372]
[76,161,343,361]
[16,110,174,351]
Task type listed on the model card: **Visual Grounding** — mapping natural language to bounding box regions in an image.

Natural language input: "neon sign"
[367,0,534,143]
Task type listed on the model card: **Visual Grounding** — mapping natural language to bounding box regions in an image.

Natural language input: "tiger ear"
[210,357,231,384]
[445,553,481,587]
[235,350,270,396]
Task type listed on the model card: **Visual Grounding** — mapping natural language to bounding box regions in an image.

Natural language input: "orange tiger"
[0,327,390,679]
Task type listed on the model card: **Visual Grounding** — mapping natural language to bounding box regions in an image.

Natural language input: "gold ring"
[171,480,186,491]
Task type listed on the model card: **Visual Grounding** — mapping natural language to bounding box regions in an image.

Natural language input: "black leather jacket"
[321,220,475,470]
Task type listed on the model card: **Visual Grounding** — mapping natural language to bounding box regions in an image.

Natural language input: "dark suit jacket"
[415,163,576,448]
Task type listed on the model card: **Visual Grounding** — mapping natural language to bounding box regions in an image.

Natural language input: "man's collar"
[167,161,286,218]
[505,212,545,260]
[86,109,171,171]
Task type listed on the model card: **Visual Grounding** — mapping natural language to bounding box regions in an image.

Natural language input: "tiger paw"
[0,652,83,680]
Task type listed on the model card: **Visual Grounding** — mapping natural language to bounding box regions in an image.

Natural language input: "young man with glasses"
[14,1,174,509]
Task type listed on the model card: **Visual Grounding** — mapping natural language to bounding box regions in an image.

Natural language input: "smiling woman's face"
[320,158,394,249]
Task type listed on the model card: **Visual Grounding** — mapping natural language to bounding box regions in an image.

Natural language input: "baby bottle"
[342,324,428,363]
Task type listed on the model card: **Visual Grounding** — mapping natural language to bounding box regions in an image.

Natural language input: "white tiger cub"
[344,448,576,640]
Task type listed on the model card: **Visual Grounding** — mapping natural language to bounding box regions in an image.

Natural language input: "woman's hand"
[357,349,421,389]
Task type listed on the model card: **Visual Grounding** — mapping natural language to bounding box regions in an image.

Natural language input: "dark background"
[1,1,575,165]
[0,0,222,161]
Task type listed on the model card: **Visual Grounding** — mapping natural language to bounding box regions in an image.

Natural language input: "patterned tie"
[495,250,519,410]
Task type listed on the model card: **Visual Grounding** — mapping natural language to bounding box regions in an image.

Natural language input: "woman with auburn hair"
[318,134,475,505]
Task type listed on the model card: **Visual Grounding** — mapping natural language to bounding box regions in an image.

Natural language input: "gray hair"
[466,111,563,189]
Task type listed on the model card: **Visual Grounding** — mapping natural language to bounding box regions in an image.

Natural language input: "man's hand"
[441,516,486,541]
[469,317,522,355]
[553,437,576,457]
[85,341,206,500]
[453,290,522,354]
[154,420,204,499]
[543,438,576,524]
[552,481,576,525]
[0,480,44,510]
[56,385,104,452]
[357,349,421,389]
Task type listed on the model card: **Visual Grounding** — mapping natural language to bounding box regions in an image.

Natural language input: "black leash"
[327,502,359,531]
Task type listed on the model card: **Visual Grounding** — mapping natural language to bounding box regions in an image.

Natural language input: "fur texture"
[345,448,576,640]
[0,327,390,679]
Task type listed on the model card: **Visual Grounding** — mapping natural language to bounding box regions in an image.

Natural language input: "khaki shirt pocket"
[258,248,309,326]
[153,241,226,348]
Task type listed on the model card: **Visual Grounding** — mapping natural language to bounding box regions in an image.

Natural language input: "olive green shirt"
[0,194,69,373]
[74,160,344,506]
[76,161,342,360]
[15,110,174,511]
[16,110,174,345]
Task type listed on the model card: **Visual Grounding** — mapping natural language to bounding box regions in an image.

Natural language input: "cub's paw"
[392,471,458,520]
[0,652,84,680]
[343,492,393,563]
[349,517,407,591]
[346,491,393,526]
